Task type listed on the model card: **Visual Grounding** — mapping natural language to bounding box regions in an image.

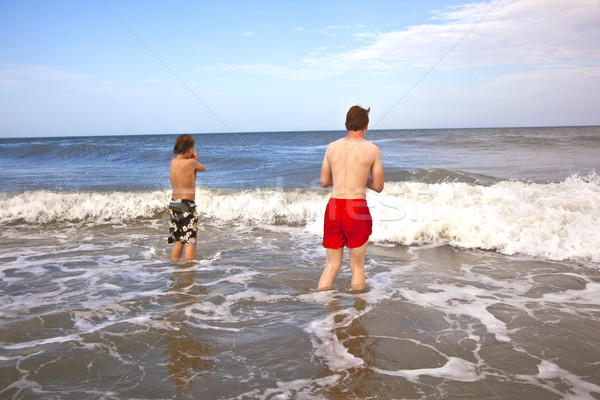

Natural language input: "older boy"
[318,105,384,291]
[168,134,206,260]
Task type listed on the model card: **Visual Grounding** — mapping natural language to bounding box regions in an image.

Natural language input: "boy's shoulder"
[362,138,380,150]
[328,137,345,146]
[170,156,193,170]
[172,156,195,164]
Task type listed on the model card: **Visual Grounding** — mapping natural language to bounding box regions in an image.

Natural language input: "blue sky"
[0,0,599,137]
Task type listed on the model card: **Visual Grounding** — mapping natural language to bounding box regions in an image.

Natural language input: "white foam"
[515,360,600,400]
[2,315,154,350]
[374,357,481,383]
[225,290,292,304]
[304,303,370,373]
[72,302,133,330]
[234,375,341,400]
[0,190,170,223]
[2,173,599,262]
[366,174,600,262]
[400,283,513,343]
[195,187,326,225]
[541,280,600,307]
[184,286,293,327]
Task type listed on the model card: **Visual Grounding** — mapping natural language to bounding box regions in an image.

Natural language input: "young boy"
[168,134,206,260]
[318,105,384,291]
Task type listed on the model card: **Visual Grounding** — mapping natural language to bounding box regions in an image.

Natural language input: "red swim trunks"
[322,198,372,249]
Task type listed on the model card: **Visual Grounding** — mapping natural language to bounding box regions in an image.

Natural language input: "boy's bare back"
[321,136,383,199]
[170,154,205,201]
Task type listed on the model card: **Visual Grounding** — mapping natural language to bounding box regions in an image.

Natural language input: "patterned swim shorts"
[168,199,198,245]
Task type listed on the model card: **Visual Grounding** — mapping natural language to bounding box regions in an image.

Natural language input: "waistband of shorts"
[171,198,196,204]
[328,198,368,206]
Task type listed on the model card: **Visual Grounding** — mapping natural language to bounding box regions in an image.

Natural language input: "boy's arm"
[194,160,206,172]
[320,147,333,188]
[367,147,384,193]
[191,153,206,172]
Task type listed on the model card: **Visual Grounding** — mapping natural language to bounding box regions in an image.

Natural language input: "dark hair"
[173,134,195,155]
[345,105,370,131]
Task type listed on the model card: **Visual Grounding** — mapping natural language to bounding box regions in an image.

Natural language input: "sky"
[0,0,599,137]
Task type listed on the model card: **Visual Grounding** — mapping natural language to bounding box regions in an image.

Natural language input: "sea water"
[1,127,599,399]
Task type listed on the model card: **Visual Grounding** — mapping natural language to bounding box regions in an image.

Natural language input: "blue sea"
[1,126,600,399]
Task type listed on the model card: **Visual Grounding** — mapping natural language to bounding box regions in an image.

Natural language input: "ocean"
[1,126,599,399]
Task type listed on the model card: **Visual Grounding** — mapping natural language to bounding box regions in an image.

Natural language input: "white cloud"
[0,63,90,93]
[484,64,600,91]
[242,31,254,36]
[0,62,187,99]
[219,64,321,80]
[473,64,600,126]
[393,63,600,127]
[480,64,600,115]
[427,0,600,67]
[216,0,600,79]
[312,0,600,72]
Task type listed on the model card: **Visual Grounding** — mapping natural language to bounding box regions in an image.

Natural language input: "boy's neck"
[346,129,366,139]
[177,150,193,159]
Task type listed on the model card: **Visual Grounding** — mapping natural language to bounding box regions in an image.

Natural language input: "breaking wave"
[1,174,598,262]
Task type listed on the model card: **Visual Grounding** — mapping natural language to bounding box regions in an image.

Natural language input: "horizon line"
[1,124,599,140]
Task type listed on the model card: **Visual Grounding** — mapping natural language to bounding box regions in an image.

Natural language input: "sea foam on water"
[1,173,599,262]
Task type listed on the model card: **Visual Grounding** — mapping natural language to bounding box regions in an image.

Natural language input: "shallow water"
[1,219,599,399]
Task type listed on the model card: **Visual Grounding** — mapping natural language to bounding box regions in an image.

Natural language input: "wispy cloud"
[484,64,600,91]
[292,23,366,38]
[213,0,600,80]
[217,64,320,80]
[0,62,181,97]
[0,63,90,93]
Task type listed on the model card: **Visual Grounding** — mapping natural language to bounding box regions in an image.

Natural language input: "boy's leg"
[348,242,368,291]
[171,242,184,260]
[183,243,196,260]
[318,247,344,291]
